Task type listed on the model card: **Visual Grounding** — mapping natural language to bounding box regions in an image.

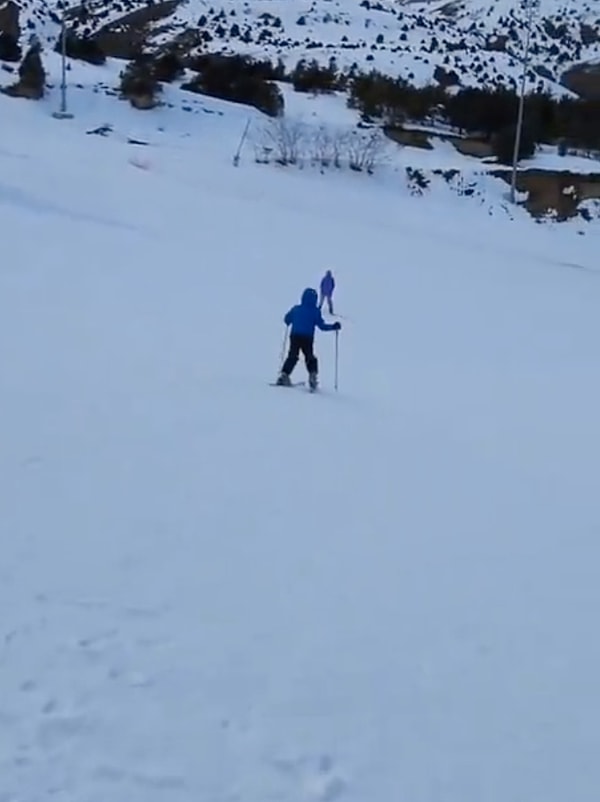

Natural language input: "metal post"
[334,329,339,392]
[60,6,67,113]
[233,118,251,166]
[53,2,74,119]
[510,0,537,203]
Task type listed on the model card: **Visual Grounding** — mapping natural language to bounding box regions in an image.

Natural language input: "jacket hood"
[301,288,318,307]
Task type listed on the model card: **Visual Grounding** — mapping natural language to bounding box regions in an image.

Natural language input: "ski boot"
[308,371,318,392]
[276,372,291,387]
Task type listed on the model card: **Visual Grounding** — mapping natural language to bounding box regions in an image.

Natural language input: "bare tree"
[310,126,332,168]
[346,129,388,174]
[253,120,387,175]
[331,129,348,169]
[309,126,350,168]
[254,119,307,166]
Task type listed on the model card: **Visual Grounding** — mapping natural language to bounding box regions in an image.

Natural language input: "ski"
[269,381,321,393]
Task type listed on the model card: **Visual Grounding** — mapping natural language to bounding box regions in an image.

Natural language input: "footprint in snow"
[271,753,347,801]
[37,712,96,749]
[94,765,186,791]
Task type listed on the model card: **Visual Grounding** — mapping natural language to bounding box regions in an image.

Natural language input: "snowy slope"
[6,0,600,95]
[2,58,600,802]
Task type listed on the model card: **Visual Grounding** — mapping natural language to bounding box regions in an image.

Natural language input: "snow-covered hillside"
[2,51,600,802]
[5,0,600,96]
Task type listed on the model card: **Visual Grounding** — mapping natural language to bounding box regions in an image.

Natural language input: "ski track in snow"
[2,589,351,800]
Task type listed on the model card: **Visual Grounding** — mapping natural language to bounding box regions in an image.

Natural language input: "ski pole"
[334,329,339,392]
[279,325,289,370]
[233,117,251,167]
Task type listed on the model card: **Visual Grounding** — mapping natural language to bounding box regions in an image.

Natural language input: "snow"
[277,84,359,128]
[522,147,600,174]
[2,55,600,802]
[15,0,596,98]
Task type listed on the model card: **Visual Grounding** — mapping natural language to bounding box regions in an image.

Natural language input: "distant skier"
[319,270,335,316]
[277,287,341,390]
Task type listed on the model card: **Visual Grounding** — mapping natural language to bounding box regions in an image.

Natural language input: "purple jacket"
[320,272,335,297]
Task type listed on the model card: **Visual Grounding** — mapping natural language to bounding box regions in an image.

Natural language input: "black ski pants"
[319,294,334,315]
[282,334,318,376]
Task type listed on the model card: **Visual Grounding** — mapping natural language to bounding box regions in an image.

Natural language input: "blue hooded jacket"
[320,271,335,297]
[284,288,337,337]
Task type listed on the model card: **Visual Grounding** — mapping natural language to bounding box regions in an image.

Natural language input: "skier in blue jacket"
[277,287,341,389]
[319,270,335,315]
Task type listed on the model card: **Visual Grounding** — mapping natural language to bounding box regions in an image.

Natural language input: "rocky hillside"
[1,0,599,97]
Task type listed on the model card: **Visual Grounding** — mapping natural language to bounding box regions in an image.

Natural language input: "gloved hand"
[333,321,341,331]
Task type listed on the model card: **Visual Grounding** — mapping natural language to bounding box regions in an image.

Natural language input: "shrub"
[346,128,387,173]
[406,167,430,194]
[152,52,184,83]
[291,58,338,93]
[433,64,460,88]
[349,70,443,125]
[254,120,387,173]
[345,65,600,155]
[256,119,306,165]
[309,126,347,168]
[20,44,45,97]
[3,42,46,100]
[492,125,536,165]
[0,32,21,62]
[120,57,162,109]
[349,70,409,123]
[445,88,518,138]
[187,53,283,82]
[55,32,106,65]
[182,55,284,117]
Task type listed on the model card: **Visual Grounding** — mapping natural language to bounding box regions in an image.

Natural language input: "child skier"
[319,270,335,315]
[277,287,341,390]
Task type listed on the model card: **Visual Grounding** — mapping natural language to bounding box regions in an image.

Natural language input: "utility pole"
[53,1,74,119]
[510,0,539,203]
